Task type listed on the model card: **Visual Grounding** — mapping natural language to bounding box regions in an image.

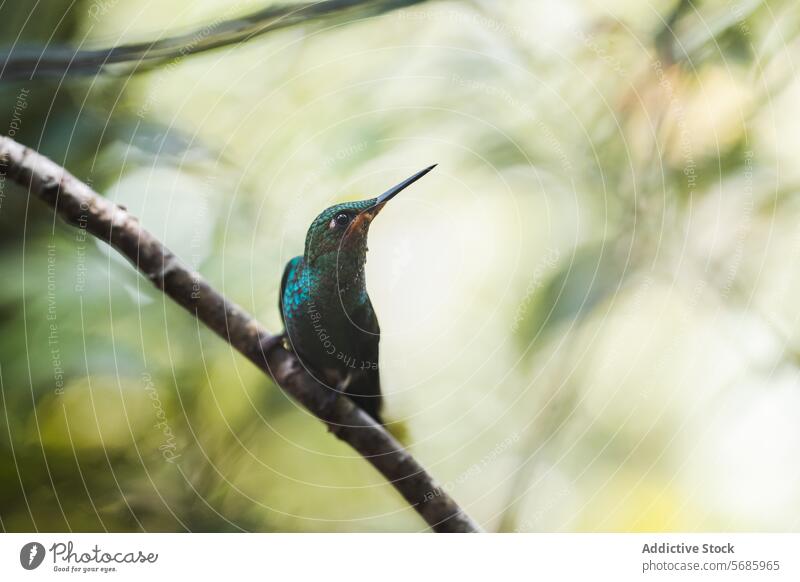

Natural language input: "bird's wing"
[347,298,383,422]
[278,256,303,328]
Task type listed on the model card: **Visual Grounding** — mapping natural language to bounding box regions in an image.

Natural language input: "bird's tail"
[347,393,411,445]
[348,393,383,424]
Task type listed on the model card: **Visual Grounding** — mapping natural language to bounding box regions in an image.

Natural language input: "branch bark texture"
[0,0,430,81]
[0,135,480,533]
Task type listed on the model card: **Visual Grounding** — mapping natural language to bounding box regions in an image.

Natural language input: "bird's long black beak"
[347,165,436,237]
[374,164,437,206]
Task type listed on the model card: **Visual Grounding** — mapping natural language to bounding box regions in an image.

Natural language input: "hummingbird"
[273,165,436,424]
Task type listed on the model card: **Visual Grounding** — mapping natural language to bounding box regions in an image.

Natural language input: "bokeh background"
[1,0,799,532]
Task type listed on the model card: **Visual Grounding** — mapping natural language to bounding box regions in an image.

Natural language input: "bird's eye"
[334,213,350,226]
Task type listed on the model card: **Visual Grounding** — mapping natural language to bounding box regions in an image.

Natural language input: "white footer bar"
[1,533,797,581]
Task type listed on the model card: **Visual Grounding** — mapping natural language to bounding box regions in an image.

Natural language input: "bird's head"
[303,164,436,267]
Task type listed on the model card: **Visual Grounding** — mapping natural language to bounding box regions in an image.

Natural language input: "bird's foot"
[320,385,345,436]
[258,332,287,359]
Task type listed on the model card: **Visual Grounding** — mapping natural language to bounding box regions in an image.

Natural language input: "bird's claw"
[259,332,287,358]
[321,385,345,436]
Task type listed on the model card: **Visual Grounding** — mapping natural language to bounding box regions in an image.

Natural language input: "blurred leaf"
[516,243,629,351]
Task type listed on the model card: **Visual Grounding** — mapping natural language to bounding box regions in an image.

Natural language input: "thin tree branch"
[0,134,480,533]
[0,0,430,82]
